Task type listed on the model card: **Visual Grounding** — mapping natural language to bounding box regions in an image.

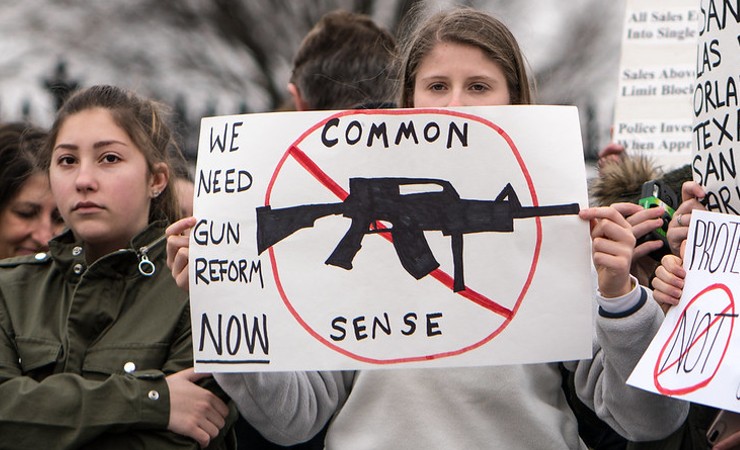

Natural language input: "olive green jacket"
[0,223,237,449]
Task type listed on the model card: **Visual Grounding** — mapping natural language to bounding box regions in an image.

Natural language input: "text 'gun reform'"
[257,178,580,292]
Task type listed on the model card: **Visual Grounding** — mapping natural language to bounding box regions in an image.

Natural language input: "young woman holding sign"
[168,8,688,449]
[0,85,236,449]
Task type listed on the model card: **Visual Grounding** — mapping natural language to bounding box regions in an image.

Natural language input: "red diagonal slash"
[286,144,514,319]
[261,108,543,364]
[653,283,735,395]
[655,303,734,377]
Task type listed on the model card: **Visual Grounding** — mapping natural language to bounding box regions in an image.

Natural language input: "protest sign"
[613,0,698,170]
[692,0,740,214]
[189,106,593,372]
[628,209,740,413]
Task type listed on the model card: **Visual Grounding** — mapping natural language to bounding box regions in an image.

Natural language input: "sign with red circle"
[653,283,735,395]
[628,209,740,414]
[190,106,592,371]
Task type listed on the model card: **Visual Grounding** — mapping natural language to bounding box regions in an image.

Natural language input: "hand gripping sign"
[629,209,740,413]
[189,106,592,372]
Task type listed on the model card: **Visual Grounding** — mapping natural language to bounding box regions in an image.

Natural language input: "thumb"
[680,240,686,260]
[166,216,197,238]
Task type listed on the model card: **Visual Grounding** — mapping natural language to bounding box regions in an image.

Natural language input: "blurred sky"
[0,0,626,159]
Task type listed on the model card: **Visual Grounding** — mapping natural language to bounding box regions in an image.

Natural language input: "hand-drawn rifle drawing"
[256,177,580,292]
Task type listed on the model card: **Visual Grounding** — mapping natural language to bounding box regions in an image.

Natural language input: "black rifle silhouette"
[257,177,579,292]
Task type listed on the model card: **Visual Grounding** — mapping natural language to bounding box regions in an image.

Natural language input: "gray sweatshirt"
[216,285,689,449]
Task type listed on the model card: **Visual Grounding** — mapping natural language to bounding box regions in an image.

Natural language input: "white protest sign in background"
[613,0,698,170]
[692,0,740,214]
[189,106,593,372]
[628,209,740,413]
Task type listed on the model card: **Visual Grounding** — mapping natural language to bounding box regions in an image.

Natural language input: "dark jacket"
[0,222,237,449]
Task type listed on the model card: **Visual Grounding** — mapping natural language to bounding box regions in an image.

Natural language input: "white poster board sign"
[613,0,698,170]
[189,106,593,372]
[692,0,740,214]
[628,209,740,413]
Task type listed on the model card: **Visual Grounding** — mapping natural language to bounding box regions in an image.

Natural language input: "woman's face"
[50,107,166,260]
[0,173,63,259]
[413,41,511,108]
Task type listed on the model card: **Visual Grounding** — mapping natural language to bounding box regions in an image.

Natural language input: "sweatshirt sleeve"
[568,285,690,441]
[214,370,352,446]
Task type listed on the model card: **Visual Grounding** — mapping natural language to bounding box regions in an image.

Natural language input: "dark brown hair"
[291,10,398,109]
[0,122,46,212]
[42,85,181,224]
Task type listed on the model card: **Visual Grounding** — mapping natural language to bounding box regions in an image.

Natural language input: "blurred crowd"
[0,5,736,450]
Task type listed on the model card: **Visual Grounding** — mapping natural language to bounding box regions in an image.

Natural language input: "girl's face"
[0,173,63,259]
[413,42,511,107]
[50,107,166,260]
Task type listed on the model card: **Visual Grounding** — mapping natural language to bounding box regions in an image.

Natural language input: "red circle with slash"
[653,283,735,395]
[263,109,542,364]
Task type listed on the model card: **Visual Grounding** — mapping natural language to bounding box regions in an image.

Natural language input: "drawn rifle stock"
[257,203,344,254]
[256,178,580,292]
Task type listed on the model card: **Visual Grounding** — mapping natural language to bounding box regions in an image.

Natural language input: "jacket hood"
[590,154,660,206]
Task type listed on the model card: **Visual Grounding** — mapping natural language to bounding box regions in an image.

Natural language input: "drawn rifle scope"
[256,177,580,292]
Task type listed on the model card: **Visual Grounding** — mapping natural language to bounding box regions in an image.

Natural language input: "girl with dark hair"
[0,85,236,449]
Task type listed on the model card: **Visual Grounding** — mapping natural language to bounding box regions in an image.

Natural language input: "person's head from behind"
[399,8,531,108]
[42,85,180,262]
[0,123,63,259]
[289,9,398,111]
